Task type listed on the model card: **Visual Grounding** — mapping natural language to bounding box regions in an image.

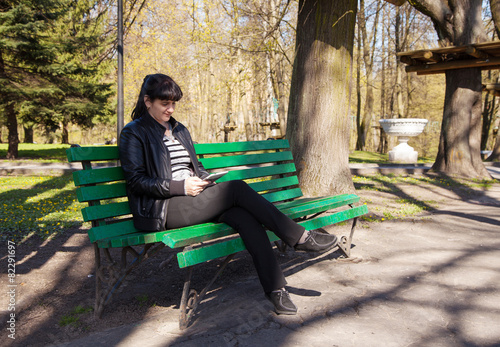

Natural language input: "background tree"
[286,0,357,196]
[356,0,382,151]
[490,0,500,37]
[386,0,492,178]
[0,0,114,156]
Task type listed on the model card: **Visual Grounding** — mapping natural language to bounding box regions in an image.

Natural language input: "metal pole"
[117,0,124,144]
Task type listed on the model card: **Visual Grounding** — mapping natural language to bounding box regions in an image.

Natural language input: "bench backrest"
[67,140,302,243]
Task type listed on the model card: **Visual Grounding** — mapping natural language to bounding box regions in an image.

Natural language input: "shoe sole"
[265,296,298,315]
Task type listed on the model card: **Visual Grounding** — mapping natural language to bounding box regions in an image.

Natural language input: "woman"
[119,73,338,315]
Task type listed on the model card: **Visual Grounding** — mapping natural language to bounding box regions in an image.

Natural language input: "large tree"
[0,0,113,157]
[286,0,357,196]
[387,0,493,178]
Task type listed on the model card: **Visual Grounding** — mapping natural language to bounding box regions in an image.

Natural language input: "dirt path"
[1,177,499,346]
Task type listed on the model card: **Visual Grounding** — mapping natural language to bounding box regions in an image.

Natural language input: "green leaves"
[0,0,115,147]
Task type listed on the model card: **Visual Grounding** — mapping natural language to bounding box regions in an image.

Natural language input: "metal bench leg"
[93,243,168,318]
[179,253,235,330]
[337,205,358,258]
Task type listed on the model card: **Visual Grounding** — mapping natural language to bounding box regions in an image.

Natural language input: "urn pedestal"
[379,119,428,163]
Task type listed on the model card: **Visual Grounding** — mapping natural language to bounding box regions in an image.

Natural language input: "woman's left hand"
[185,177,210,196]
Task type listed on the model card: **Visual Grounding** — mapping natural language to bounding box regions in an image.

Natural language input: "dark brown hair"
[131,74,183,120]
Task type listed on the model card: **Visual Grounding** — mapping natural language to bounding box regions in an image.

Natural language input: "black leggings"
[166,180,305,292]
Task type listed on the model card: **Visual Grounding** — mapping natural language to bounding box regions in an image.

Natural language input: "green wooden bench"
[66,139,368,329]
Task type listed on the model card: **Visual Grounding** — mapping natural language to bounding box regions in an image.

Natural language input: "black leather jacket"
[119,113,209,231]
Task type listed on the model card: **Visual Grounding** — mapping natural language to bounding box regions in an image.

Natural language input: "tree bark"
[0,48,19,159]
[489,0,500,38]
[61,119,69,144]
[481,74,498,152]
[488,122,500,161]
[23,125,34,143]
[378,3,389,153]
[5,103,19,159]
[355,23,364,150]
[395,6,405,118]
[432,68,491,178]
[287,0,357,196]
[356,0,381,151]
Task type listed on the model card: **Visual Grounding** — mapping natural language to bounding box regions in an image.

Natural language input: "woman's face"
[145,96,176,126]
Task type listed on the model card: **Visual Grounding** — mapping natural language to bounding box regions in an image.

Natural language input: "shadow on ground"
[1,174,499,346]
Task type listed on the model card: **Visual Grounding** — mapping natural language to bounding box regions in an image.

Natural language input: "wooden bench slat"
[216,163,297,182]
[299,205,369,230]
[194,139,290,155]
[273,194,360,212]
[82,201,131,222]
[199,151,293,170]
[247,176,299,193]
[76,182,127,202]
[261,187,303,203]
[103,223,234,249]
[176,205,369,268]
[67,146,119,162]
[163,224,233,248]
[73,167,125,186]
[277,193,359,211]
[88,219,138,243]
[177,231,280,268]
[282,195,361,220]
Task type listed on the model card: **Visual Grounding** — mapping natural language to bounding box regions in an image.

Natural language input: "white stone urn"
[379,118,428,163]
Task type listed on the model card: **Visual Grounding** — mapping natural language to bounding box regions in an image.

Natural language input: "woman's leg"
[167,180,304,248]
[218,207,286,293]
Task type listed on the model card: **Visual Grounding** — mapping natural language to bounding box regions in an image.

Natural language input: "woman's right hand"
[184,177,210,196]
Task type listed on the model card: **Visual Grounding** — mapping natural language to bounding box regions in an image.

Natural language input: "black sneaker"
[294,230,338,252]
[265,288,297,315]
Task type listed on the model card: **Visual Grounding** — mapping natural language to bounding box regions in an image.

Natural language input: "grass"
[0,143,71,161]
[353,174,497,222]
[1,144,436,164]
[135,294,149,306]
[58,305,93,327]
[0,174,87,243]
[349,150,433,164]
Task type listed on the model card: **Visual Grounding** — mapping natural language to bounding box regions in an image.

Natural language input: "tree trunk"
[355,23,364,150]
[481,91,496,151]
[287,0,357,196]
[23,125,34,143]
[5,103,19,159]
[490,0,500,38]
[61,120,69,144]
[406,0,490,179]
[378,4,389,154]
[488,124,500,161]
[356,0,381,151]
[0,48,19,159]
[395,7,405,119]
[431,68,491,178]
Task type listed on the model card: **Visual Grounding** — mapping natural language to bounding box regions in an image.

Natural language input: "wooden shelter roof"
[397,41,500,75]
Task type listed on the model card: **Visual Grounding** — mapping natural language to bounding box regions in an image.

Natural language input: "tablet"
[204,171,229,181]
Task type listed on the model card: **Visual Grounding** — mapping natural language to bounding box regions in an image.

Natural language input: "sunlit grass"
[0,174,87,243]
[0,143,71,160]
[349,150,433,163]
[353,174,497,222]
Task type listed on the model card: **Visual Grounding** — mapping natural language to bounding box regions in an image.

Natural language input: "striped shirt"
[163,136,192,181]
